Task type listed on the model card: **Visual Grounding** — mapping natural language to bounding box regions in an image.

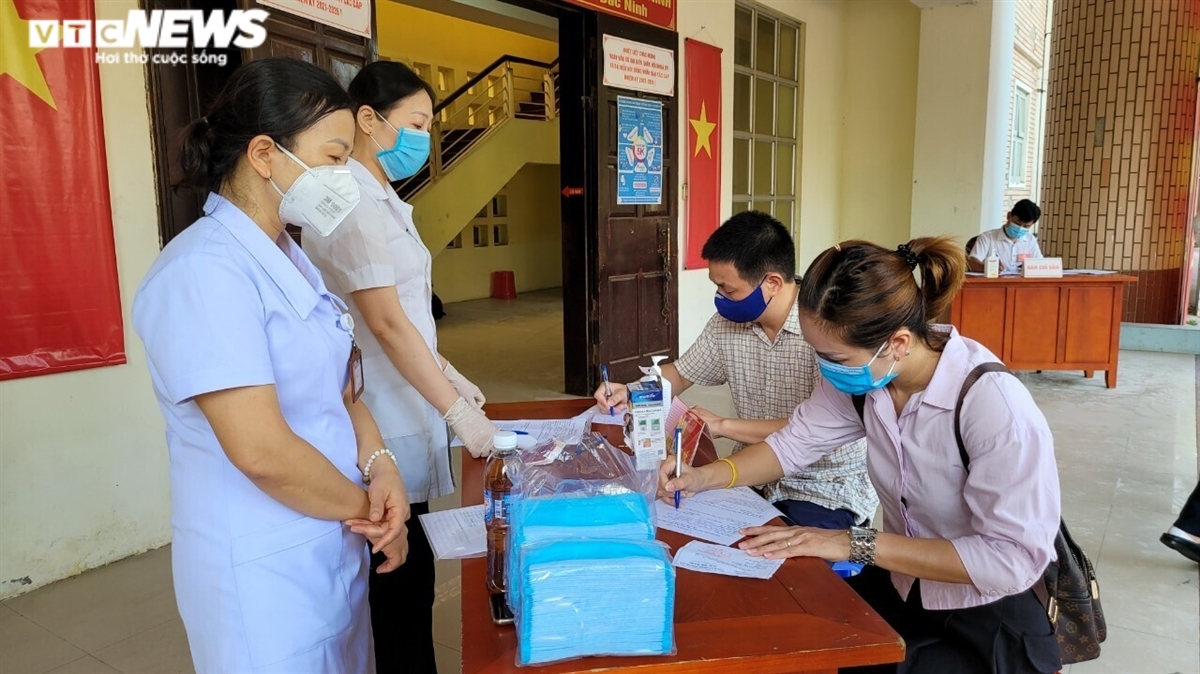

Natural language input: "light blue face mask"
[1004,222,1031,240]
[371,112,430,181]
[816,342,898,396]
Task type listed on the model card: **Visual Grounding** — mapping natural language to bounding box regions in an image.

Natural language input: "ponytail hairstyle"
[177,57,354,195]
[347,60,436,118]
[798,237,966,352]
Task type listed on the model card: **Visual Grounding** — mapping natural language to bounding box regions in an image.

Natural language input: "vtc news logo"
[28,9,269,66]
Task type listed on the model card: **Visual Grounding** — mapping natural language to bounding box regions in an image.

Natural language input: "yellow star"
[1,0,57,109]
[689,101,716,158]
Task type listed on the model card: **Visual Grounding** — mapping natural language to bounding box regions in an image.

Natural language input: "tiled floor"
[2,294,1197,674]
[435,289,574,404]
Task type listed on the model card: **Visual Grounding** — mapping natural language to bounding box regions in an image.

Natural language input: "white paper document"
[592,393,689,428]
[450,414,592,448]
[418,505,486,560]
[590,410,626,426]
[654,486,783,546]
[672,540,784,579]
[1062,269,1117,275]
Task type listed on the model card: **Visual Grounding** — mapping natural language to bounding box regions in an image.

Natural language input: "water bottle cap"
[493,430,518,450]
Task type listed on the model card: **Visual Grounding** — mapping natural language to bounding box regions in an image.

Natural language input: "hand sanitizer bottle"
[985,251,1000,278]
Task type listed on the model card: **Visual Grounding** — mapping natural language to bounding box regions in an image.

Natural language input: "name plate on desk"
[1022,257,1064,278]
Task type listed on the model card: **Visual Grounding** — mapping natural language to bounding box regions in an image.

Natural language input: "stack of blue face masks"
[514,539,675,666]
[506,492,655,612]
[506,436,674,667]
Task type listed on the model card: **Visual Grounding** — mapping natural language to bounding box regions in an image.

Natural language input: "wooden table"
[949,274,1136,388]
[461,399,904,674]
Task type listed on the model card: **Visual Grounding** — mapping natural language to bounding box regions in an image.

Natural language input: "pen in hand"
[673,427,683,509]
[601,364,614,415]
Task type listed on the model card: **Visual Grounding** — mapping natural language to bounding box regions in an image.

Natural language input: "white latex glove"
[444,361,486,410]
[444,397,496,458]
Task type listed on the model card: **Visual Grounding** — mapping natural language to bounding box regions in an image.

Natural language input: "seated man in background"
[595,212,877,529]
[967,198,1044,273]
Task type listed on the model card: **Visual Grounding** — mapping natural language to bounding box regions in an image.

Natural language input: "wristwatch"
[848,526,878,565]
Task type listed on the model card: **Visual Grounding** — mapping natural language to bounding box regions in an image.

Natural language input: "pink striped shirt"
[765,326,1061,610]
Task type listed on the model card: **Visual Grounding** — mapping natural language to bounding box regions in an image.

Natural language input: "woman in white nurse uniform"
[304,61,498,673]
[133,58,408,674]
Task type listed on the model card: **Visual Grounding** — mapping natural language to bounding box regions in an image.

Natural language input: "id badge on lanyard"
[334,303,365,402]
[348,341,364,403]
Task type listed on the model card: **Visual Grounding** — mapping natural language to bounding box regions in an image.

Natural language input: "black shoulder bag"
[852,362,1106,664]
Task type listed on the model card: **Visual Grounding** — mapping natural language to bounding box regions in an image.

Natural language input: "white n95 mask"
[269,143,361,237]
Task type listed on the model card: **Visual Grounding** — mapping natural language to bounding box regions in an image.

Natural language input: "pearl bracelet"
[362,448,397,484]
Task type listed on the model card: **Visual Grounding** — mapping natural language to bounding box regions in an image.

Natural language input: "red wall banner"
[0,0,126,380]
[684,38,722,270]
[562,0,676,31]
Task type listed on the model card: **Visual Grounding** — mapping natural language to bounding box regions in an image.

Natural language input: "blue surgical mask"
[714,281,770,323]
[816,342,899,395]
[371,112,430,181]
[1004,223,1031,240]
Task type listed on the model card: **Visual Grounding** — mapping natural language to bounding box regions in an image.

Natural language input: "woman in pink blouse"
[662,237,1062,674]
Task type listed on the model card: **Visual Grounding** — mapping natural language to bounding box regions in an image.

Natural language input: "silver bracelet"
[362,448,396,484]
[848,526,878,565]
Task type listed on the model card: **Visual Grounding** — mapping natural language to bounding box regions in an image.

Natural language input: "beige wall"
[840,0,921,247]
[377,0,558,94]
[910,0,1014,244]
[0,0,169,599]
[432,164,563,303]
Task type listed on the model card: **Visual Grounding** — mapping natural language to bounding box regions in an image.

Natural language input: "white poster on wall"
[259,0,372,38]
[602,35,675,97]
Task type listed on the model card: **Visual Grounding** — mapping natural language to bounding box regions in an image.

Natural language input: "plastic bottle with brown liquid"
[485,431,519,595]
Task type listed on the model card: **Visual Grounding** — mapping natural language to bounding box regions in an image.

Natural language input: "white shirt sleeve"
[308,199,397,293]
[969,232,994,262]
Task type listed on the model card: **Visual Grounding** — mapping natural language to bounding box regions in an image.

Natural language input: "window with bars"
[732,3,802,237]
[1008,85,1031,188]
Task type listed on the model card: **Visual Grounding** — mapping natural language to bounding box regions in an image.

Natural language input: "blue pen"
[673,427,683,509]
[601,364,614,415]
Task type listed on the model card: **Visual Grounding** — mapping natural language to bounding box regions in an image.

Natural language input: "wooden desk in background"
[461,399,904,674]
[949,274,1136,388]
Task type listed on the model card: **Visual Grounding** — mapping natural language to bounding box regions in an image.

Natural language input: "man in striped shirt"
[595,212,877,529]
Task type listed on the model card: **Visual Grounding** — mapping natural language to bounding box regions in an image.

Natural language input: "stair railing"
[394,56,560,200]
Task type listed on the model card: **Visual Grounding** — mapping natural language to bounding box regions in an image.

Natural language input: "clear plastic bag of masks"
[514,430,658,500]
[511,538,676,667]
[504,431,659,613]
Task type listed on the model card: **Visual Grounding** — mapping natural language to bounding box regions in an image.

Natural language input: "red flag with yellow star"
[0,0,124,379]
[684,38,721,270]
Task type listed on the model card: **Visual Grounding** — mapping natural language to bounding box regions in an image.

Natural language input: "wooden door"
[145,0,242,245]
[241,1,375,88]
[592,13,679,386]
[557,6,595,395]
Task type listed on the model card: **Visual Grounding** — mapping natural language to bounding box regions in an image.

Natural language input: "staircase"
[394,56,561,254]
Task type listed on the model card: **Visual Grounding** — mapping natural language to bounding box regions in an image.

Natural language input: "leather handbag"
[852,362,1106,663]
[1038,518,1106,662]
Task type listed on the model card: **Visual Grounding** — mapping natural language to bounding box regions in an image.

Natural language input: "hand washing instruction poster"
[617,96,664,205]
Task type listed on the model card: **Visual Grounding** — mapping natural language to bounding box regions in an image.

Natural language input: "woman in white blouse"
[305,61,497,674]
